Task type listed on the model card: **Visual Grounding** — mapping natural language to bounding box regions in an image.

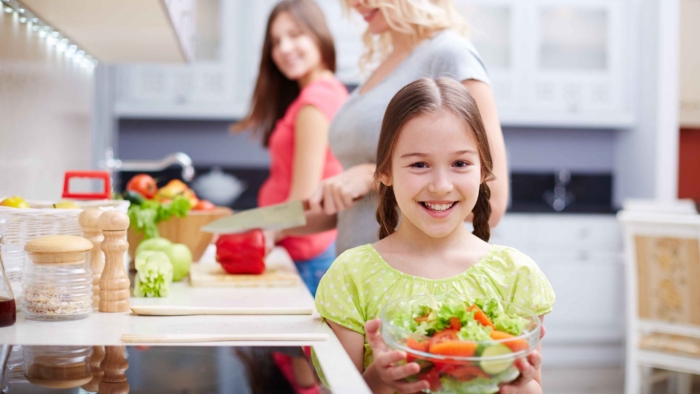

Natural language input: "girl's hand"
[498,350,542,394]
[308,164,375,215]
[364,319,430,394]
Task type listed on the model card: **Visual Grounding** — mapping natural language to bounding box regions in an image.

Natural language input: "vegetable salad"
[382,296,538,393]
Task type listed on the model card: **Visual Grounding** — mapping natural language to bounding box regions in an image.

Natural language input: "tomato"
[446,365,488,381]
[449,317,461,330]
[126,174,157,199]
[429,329,459,348]
[418,367,442,392]
[193,200,216,211]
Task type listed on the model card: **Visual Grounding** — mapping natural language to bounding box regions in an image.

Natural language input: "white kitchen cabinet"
[492,213,625,367]
[113,0,363,119]
[113,0,245,119]
[680,0,700,127]
[113,0,636,129]
[456,0,635,128]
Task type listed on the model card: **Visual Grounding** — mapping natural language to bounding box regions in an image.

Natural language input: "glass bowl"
[380,294,541,394]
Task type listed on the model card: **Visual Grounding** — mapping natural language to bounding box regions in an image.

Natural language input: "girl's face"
[383,110,483,239]
[346,0,390,35]
[270,12,324,81]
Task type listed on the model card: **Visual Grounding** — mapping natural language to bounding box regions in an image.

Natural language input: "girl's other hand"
[364,319,430,394]
[498,350,542,394]
[308,164,375,215]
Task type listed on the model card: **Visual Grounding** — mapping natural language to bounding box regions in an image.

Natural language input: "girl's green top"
[314,243,556,370]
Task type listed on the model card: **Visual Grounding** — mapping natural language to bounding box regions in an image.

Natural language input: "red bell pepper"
[215,230,266,274]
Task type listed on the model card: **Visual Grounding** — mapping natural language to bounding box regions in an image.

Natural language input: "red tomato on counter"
[215,230,266,275]
[126,174,157,199]
[193,200,216,211]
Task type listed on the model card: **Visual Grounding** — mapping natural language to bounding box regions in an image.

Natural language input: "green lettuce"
[475,298,528,335]
[133,251,173,297]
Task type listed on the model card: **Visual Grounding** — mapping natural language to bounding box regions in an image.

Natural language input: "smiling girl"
[315,78,555,394]
[233,0,347,296]
[296,0,510,258]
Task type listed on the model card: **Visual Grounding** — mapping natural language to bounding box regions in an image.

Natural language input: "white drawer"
[530,214,622,252]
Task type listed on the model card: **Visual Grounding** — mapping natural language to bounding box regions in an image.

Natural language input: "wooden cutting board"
[189,263,300,288]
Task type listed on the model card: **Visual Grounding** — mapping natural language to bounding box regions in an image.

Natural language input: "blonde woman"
[289,0,509,257]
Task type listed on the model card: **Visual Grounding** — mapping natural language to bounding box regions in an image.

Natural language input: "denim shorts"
[294,243,336,297]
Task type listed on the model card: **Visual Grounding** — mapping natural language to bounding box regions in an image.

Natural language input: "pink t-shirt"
[258,77,348,261]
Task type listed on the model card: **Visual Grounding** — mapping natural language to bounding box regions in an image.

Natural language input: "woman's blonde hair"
[346,0,469,71]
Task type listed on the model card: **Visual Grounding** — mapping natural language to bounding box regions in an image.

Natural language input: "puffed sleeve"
[503,248,556,316]
[315,248,367,335]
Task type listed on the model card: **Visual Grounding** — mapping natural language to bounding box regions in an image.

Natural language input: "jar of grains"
[22,235,93,321]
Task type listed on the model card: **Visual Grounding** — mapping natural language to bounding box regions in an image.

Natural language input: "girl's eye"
[411,162,428,169]
[453,161,470,168]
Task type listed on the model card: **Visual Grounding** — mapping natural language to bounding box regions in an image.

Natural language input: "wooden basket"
[127,207,232,262]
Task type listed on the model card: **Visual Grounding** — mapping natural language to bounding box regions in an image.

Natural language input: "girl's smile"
[420,200,459,218]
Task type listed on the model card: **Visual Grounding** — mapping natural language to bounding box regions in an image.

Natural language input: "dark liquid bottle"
[0,298,15,327]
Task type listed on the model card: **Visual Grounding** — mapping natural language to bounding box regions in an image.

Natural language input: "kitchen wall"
[116,121,616,172]
[0,11,94,200]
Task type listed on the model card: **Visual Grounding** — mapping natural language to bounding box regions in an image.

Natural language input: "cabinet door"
[525,0,627,117]
[114,0,244,119]
[536,251,624,345]
[456,0,524,111]
[680,0,700,127]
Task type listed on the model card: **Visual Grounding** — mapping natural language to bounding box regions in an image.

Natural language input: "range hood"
[19,0,194,63]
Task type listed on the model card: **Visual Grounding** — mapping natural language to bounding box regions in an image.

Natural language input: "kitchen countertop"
[0,247,370,393]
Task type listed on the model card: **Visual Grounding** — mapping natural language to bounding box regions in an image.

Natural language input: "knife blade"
[200,200,307,233]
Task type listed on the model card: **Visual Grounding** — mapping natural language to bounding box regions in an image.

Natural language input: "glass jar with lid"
[23,235,93,321]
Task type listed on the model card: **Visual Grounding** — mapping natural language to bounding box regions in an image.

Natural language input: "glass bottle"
[0,218,17,327]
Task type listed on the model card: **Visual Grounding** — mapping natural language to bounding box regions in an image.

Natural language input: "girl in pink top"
[233,0,347,296]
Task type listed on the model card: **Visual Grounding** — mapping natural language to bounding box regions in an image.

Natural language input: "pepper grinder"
[79,208,105,307]
[98,211,130,313]
[99,346,129,394]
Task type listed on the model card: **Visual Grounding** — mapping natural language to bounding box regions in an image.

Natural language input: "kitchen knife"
[200,200,308,233]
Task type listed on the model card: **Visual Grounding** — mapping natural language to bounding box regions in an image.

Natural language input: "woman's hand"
[308,164,376,215]
[364,319,430,394]
[262,230,277,256]
[498,350,542,394]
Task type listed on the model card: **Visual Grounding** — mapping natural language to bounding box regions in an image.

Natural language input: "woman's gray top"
[328,29,491,255]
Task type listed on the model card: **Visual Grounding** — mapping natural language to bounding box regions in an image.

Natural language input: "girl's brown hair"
[231,0,336,147]
[375,77,494,241]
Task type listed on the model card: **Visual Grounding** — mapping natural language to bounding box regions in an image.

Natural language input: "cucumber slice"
[478,343,513,375]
